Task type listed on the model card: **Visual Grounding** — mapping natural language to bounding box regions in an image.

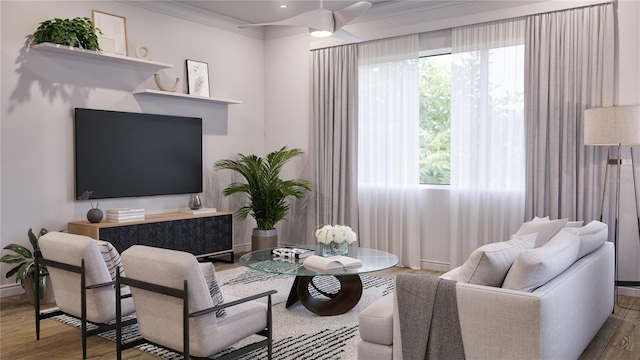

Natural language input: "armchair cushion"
[199,262,226,316]
[93,240,125,281]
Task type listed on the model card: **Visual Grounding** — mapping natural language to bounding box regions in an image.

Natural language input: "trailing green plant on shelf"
[32,17,102,51]
[0,228,49,299]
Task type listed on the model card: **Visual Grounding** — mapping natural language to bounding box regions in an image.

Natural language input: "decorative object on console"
[31,17,102,51]
[91,10,128,56]
[0,228,54,304]
[78,190,103,223]
[106,208,145,223]
[584,105,640,288]
[153,73,180,92]
[315,225,357,256]
[188,194,202,210]
[214,146,312,250]
[134,42,151,59]
[186,59,210,97]
[179,207,217,215]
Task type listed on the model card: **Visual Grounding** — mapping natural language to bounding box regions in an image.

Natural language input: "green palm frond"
[215,146,311,230]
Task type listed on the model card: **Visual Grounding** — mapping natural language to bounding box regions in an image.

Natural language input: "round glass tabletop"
[239,245,399,277]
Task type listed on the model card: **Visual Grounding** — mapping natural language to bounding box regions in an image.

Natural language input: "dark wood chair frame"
[115,268,276,360]
[34,257,136,359]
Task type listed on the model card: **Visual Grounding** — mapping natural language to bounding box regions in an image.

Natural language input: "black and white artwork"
[186,59,210,97]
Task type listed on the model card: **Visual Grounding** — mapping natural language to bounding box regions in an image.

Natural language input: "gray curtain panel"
[308,44,359,242]
[524,3,614,222]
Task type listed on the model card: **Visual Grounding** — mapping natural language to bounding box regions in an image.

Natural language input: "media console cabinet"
[68,211,234,262]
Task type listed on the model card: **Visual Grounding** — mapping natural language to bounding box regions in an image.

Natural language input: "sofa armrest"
[455,283,543,359]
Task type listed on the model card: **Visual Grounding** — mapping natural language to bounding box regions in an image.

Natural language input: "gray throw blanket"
[396,274,465,360]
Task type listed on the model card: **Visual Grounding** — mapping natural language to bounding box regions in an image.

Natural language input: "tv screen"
[74,108,203,199]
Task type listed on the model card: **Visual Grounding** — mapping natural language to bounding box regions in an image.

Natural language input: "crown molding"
[116,0,265,40]
[116,0,479,42]
[355,0,477,24]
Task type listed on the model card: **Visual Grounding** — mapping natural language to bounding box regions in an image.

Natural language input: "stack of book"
[106,208,145,222]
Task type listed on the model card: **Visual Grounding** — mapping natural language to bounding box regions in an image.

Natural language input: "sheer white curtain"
[449,19,526,267]
[357,34,421,269]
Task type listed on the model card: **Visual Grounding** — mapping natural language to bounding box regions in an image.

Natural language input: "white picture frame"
[92,10,128,56]
[186,59,210,97]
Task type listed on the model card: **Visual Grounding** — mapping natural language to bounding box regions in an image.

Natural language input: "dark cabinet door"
[97,214,233,256]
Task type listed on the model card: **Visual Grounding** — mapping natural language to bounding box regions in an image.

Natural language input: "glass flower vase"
[320,241,349,257]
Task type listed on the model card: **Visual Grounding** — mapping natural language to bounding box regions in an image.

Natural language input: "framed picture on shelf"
[92,10,128,56]
[186,59,210,97]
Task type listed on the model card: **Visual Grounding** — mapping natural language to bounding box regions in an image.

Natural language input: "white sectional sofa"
[358,223,614,360]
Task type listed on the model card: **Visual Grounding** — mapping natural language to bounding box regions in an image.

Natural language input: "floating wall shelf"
[32,42,174,70]
[132,89,242,105]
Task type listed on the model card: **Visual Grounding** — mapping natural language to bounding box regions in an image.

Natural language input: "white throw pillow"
[93,240,125,281]
[199,262,226,316]
[502,230,580,292]
[513,218,568,247]
[452,234,537,287]
[564,221,584,228]
[563,220,608,258]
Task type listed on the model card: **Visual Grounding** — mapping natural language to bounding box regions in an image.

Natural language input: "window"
[419,53,451,185]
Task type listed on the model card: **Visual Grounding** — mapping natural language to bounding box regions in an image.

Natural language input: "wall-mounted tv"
[74,108,203,200]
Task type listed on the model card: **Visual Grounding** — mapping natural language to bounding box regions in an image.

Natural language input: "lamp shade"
[584,105,640,145]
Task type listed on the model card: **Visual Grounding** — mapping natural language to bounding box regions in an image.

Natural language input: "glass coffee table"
[239,246,398,316]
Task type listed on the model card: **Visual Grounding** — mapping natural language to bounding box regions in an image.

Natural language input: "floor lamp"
[584,105,640,288]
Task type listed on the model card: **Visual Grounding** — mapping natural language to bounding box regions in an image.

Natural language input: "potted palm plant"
[0,228,55,304]
[215,146,312,250]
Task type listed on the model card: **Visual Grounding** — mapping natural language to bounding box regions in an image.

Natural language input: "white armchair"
[117,245,276,360]
[37,231,136,359]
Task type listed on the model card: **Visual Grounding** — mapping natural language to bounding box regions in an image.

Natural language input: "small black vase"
[87,208,103,223]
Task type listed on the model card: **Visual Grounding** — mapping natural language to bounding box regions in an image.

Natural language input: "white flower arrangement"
[315,225,358,245]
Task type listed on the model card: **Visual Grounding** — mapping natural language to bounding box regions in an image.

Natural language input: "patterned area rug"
[51,266,394,360]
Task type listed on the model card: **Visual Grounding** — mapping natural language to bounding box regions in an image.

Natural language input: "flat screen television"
[74,108,203,199]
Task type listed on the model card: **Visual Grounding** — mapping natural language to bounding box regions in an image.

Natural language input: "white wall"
[262,1,640,278]
[0,1,265,296]
[612,0,640,296]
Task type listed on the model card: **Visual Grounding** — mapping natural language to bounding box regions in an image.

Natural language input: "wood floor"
[1,255,639,359]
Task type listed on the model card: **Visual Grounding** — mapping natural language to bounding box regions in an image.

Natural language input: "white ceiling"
[162,0,459,26]
[175,0,385,24]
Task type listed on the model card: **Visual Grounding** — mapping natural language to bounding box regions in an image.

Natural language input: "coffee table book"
[303,255,363,271]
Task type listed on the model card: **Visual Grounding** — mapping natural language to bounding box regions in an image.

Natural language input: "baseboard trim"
[420,259,451,272]
[1,283,25,298]
[617,286,640,297]
[234,244,252,254]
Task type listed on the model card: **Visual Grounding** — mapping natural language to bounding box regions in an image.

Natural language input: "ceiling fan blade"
[333,1,372,31]
[237,8,334,32]
[331,28,365,42]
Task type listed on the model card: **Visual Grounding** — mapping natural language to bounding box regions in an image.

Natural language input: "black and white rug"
[52,266,394,360]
